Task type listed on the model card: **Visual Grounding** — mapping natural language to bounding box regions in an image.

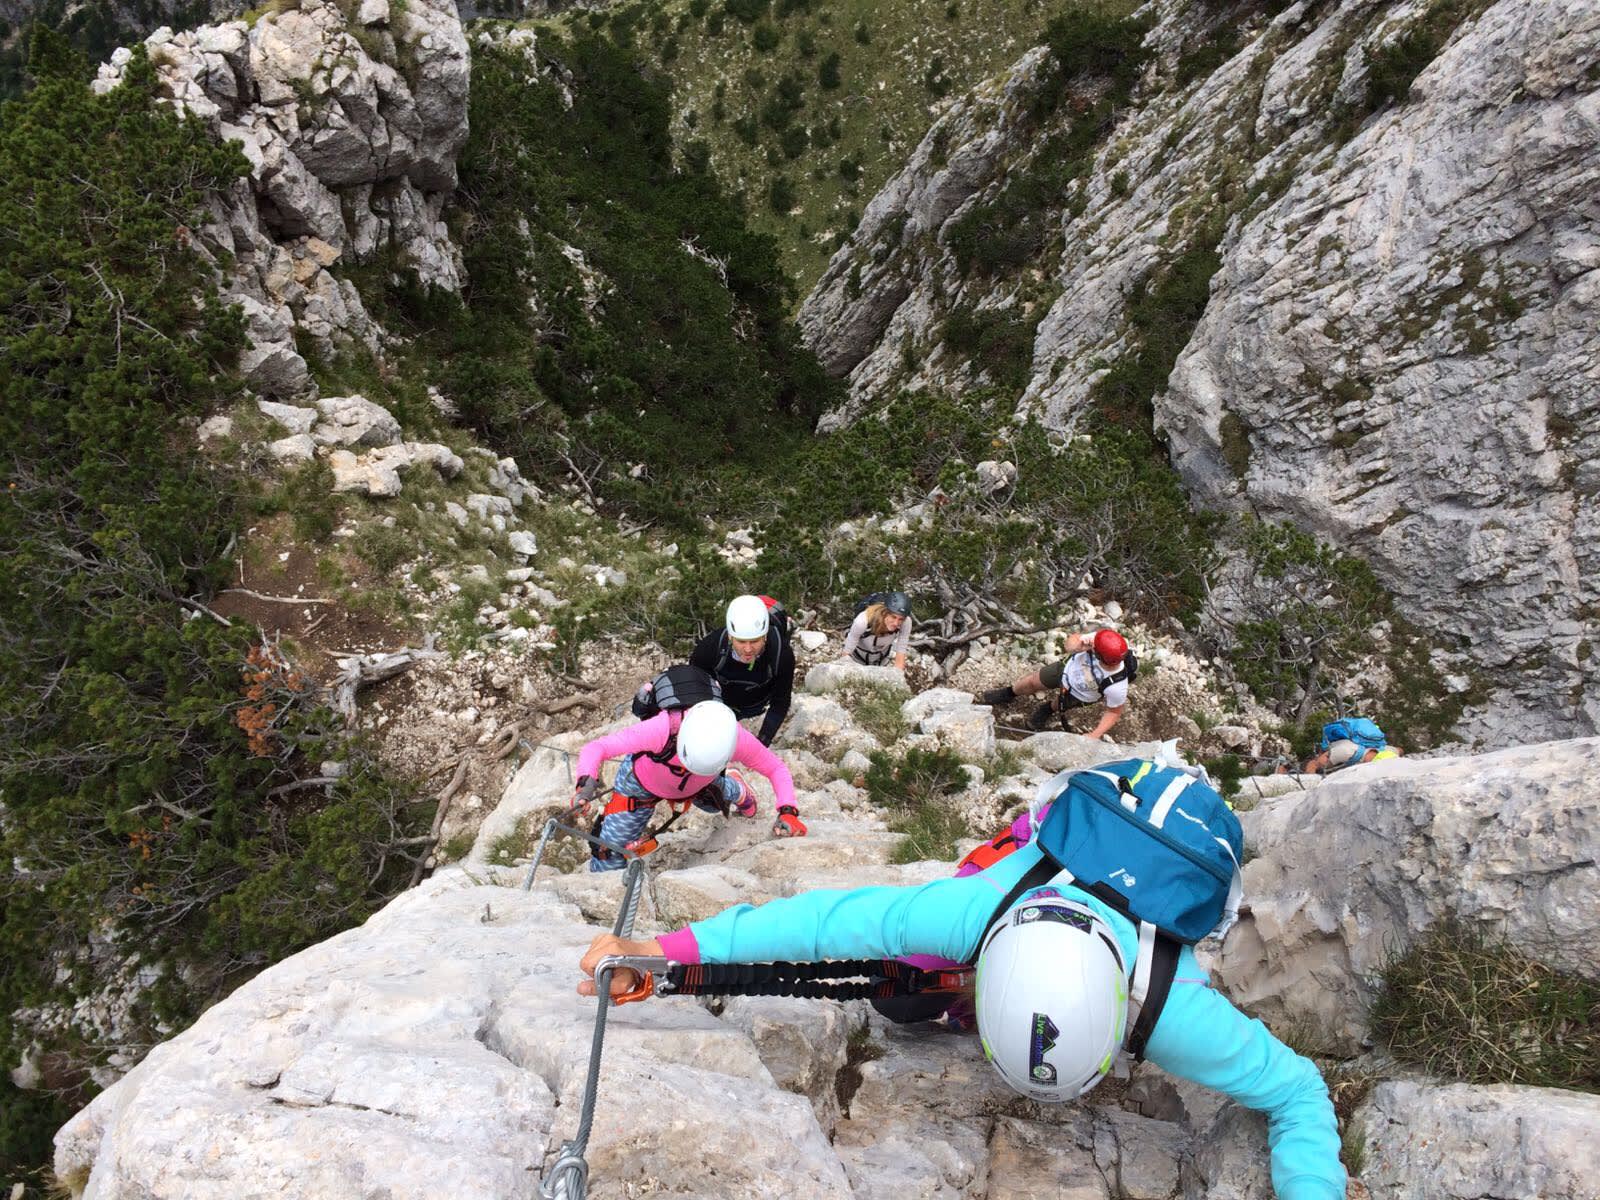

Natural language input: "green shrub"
[752,20,780,51]
[1364,0,1475,110]
[353,521,414,574]
[1089,237,1222,428]
[818,49,841,89]
[941,308,1038,392]
[769,173,796,213]
[865,746,971,863]
[0,37,423,1182]
[446,33,838,529]
[724,0,767,24]
[1175,28,1239,86]
[865,745,968,808]
[780,124,809,159]
[944,8,1149,276]
[1371,923,1600,1091]
[853,19,870,44]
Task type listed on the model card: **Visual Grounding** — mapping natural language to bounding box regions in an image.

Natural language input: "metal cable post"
[524,821,634,891]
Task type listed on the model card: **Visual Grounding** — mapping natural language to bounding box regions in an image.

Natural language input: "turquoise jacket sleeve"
[1146,955,1344,1200]
[681,844,1345,1200]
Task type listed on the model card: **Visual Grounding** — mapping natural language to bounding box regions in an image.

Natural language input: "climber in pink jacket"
[570,700,806,871]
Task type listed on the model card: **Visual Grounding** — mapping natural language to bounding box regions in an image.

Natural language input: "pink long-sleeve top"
[575,711,798,812]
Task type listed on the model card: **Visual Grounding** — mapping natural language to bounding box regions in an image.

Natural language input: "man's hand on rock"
[577,933,664,997]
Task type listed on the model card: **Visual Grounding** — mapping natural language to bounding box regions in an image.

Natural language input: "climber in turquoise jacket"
[579,841,1346,1200]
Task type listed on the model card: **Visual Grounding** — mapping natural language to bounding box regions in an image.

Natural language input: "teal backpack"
[1320,717,1386,753]
[1025,758,1244,945]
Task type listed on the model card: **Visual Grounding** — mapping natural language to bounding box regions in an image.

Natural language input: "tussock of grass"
[842,683,912,744]
[1370,922,1600,1091]
[865,745,971,863]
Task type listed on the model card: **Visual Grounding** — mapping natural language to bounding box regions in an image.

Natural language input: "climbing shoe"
[978,686,1015,706]
[1026,702,1057,732]
[728,769,757,818]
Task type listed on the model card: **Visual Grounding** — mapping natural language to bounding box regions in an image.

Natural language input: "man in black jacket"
[689,595,795,746]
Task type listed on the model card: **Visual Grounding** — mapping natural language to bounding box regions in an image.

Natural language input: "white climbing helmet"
[974,895,1128,1102]
[1326,738,1366,769]
[676,701,740,776]
[726,594,770,641]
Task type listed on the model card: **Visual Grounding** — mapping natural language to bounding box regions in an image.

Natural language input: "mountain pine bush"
[0,36,423,1180]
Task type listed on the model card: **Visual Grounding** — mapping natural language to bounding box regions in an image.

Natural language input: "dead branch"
[409,756,469,888]
[536,694,596,716]
[220,588,335,605]
[332,635,444,723]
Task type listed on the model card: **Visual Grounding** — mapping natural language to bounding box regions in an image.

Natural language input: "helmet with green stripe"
[974,895,1127,1101]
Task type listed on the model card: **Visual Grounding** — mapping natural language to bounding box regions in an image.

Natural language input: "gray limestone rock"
[796,0,1600,742]
[1215,738,1600,1055]
[1354,1080,1600,1199]
[803,661,911,696]
[312,395,402,448]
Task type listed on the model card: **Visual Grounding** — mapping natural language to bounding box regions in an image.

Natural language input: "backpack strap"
[1125,924,1180,1061]
[978,856,1182,1062]
[643,710,685,768]
[971,856,1061,962]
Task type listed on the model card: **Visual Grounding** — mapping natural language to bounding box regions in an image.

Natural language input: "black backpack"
[1087,647,1139,695]
[630,664,724,769]
[631,664,722,722]
[759,595,795,640]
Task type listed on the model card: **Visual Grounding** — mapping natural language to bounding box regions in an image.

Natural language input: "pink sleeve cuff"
[657,927,702,963]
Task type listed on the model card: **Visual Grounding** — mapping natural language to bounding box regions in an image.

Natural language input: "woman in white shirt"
[842,591,913,670]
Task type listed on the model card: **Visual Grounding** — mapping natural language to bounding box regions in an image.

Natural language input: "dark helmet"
[884,591,912,618]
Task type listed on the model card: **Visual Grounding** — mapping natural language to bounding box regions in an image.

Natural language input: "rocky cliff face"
[797,0,1600,746]
[91,0,470,400]
[52,676,1600,1198]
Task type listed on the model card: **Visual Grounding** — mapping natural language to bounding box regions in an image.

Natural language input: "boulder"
[652,863,769,926]
[773,695,874,762]
[917,704,996,759]
[1215,739,1600,1055]
[403,442,463,478]
[718,995,852,1134]
[1015,733,1169,773]
[266,433,316,464]
[803,661,911,696]
[798,630,828,652]
[256,399,318,435]
[901,688,976,724]
[986,1114,1108,1200]
[835,1114,988,1199]
[312,395,402,448]
[197,415,233,443]
[1354,1080,1600,1199]
[1179,1103,1274,1200]
[507,531,538,559]
[974,459,1018,495]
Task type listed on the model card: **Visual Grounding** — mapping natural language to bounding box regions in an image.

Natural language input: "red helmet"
[1092,629,1127,664]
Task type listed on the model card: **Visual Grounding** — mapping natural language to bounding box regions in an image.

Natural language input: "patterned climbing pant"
[588,756,748,872]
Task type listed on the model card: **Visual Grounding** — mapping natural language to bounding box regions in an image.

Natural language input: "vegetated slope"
[798,0,1600,747]
[511,0,1138,293]
[0,35,430,1188]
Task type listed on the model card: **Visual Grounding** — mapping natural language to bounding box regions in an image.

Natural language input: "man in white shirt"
[979,628,1133,740]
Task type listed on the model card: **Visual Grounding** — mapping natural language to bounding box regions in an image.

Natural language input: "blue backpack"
[1028,759,1244,945]
[1320,717,1386,753]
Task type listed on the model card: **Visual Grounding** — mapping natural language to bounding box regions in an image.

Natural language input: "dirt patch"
[210,515,410,683]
